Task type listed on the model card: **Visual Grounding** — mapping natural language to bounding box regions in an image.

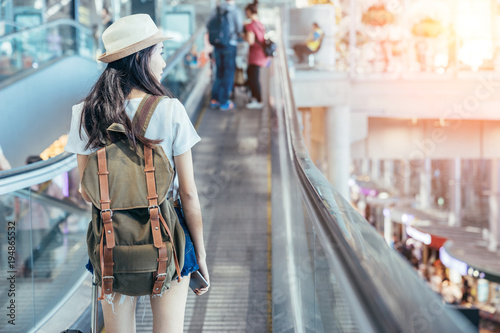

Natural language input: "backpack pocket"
[97,242,173,296]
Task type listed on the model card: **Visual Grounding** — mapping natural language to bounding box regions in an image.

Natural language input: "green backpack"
[83,95,185,298]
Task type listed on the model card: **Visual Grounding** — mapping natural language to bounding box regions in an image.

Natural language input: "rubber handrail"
[0,152,74,180]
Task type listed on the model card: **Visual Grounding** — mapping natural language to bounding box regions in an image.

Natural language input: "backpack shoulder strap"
[132,94,165,137]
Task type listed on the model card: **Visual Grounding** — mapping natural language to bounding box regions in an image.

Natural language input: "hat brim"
[98,31,173,63]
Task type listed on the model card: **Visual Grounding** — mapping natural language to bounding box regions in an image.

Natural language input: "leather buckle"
[148,205,160,214]
[155,273,166,281]
[100,209,113,219]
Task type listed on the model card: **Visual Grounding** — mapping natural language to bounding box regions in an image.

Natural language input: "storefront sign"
[440,247,468,276]
[406,225,431,245]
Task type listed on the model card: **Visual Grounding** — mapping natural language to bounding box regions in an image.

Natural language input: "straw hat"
[98,14,172,63]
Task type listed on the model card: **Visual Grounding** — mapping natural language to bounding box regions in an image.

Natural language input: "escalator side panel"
[0,56,100,168]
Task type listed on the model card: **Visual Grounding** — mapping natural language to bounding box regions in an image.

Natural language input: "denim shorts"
[85,206,199,277]
[175,205,199,277]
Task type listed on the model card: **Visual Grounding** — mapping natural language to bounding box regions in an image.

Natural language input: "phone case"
[189,270,209,291]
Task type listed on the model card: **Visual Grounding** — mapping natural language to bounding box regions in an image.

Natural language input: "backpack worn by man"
[207,6,232,47]
[83,95,185,299]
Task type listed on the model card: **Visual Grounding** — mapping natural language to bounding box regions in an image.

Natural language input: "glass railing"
[273,8,476,332]
[0,166,90,333]
[0,19,95,85]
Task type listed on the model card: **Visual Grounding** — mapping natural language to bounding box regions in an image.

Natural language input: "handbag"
[261,38,277,57]
[234,68,245,86]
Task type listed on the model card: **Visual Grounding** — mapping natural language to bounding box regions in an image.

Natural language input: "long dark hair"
[79,44,169,151]
[245,0,258,14]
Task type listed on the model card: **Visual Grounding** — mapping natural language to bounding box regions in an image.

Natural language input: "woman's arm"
[77,154,92,202]
[174,149,209,294]
[245,29,255,45]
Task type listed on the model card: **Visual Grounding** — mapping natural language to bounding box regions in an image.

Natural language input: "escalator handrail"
[0,18,93,43]
[0,153,76,196]
[0,19,31,34]
[0,152,73,180]
[0,25,206,196]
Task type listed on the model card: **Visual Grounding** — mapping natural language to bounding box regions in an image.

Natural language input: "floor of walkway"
[135,92,272,332]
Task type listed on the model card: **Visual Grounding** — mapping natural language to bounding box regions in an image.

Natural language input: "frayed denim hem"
[181,263,199,277]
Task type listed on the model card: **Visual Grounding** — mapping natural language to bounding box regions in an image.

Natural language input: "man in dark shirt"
[207,0,243,111]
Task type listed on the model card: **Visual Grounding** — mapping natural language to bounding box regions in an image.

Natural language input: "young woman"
[244,0,268,109]
[64,14,209,333]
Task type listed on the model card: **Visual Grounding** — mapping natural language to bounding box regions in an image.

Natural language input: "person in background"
[244,0,268,109]
[102,8,114,30]
[0,144,11,170]
[207,0,244,111]
[95,8,114,50]
[293,22,323,64]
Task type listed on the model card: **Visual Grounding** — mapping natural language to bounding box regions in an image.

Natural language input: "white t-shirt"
[64,97,201,200]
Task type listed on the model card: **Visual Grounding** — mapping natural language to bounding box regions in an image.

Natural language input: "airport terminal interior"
[1,0,500,332]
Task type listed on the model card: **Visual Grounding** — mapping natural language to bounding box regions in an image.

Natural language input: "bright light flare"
[456,0,493,70]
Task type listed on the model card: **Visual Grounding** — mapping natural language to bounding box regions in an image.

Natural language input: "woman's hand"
[194,257,210,296]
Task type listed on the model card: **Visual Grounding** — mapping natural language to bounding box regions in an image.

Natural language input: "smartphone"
[190,270,209,292]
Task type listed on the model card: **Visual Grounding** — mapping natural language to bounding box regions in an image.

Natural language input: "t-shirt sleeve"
[64,104,93,155]
[0,145,3,155]
[247,22,264,43]
[171,99,201,156]
[233,8,244,34]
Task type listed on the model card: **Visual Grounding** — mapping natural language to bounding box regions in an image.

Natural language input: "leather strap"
[144,146,163,249]
[97,148,115,248]
[144,146,171,293]
[132,95,164,137]
[97,148,115,298]
[152,243,168,294]
[137,95,171,293]
[98,233,115,299]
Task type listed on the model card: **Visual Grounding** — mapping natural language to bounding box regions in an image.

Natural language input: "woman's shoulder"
[71,101,85,115]
[245,20,257,29]
[156,97,185,115]
[150,97,188,124]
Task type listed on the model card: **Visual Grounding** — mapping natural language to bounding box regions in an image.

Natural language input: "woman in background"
[244,1,268,109]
